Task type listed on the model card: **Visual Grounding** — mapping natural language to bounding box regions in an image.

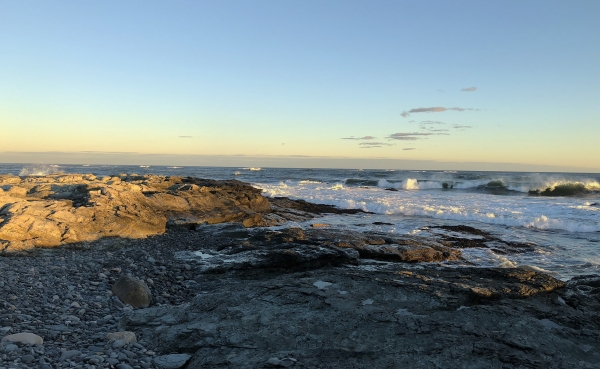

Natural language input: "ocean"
[2,163,599,280]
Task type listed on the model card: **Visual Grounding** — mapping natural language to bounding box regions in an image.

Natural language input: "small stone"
[70,302,81,308]
[183,264,191,271]
[147,256,156,263]
[2,332,44,345]
[116,364,134,369]
[21,354,35,363]
[60,349,81,361]
[88,355,104,364]
[98,273,108,279]
[154,353,192,369]
[112,339,126,349]
[106,331,137,343]
[106,357,120,365]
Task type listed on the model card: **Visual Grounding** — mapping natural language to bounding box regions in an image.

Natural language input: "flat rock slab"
[121,265,599,369]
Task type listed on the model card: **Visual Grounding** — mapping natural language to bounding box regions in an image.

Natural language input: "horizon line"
[0,151,598,173]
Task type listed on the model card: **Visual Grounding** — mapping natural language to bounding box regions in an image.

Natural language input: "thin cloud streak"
[387,132,435,141]
[342,136,376,140]
[359,142,394,146]
[401,107,479,117]
[461,87,477,92]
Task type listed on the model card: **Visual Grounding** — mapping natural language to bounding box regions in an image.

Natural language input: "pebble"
[106,331,137,343]
[60,349,82,361]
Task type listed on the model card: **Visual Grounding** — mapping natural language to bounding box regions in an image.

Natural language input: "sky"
[1,1,599,171]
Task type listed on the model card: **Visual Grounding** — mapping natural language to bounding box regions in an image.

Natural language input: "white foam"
[256,181,600,233]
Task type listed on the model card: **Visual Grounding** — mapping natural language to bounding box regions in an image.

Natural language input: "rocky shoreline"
[1,175,599,368]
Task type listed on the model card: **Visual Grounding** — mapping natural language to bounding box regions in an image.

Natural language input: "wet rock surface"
[0,175,599,368]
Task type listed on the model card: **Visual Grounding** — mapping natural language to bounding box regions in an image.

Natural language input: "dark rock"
[270,197,370,215]
[122,265,593,369]
[153,353,192,368]
[112,275,152,308]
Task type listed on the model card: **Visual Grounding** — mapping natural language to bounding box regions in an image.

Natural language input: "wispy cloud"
[452,124,472,130]
[342,136,376,140]
[386,132,435,141]
[403,148,416,150]
[179,136,193,138]
[423,128,449,132]
[461,87,477,92]
[401,107,479,117]
[420,120,445,125]
[359,142,394,146]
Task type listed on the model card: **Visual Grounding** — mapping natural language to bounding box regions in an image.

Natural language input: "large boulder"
[112,275,152,308]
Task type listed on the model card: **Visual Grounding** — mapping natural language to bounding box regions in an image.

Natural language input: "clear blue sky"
[1,1,599,171]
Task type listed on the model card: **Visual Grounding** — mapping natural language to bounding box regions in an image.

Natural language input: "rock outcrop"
[121,263,595,369]
[174,227,462,274]
[0,174,275,252]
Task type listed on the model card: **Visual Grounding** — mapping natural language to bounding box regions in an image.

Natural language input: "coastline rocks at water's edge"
[0,223,598,368]
[1,173,600,368]
[0,174,347,252]
[176,227,462,274]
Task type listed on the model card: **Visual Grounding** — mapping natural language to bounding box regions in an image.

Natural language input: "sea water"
[1,164,599,279]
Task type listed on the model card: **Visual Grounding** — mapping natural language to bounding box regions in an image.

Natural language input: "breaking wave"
[19,165,63,176]
[256,180,600,233]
